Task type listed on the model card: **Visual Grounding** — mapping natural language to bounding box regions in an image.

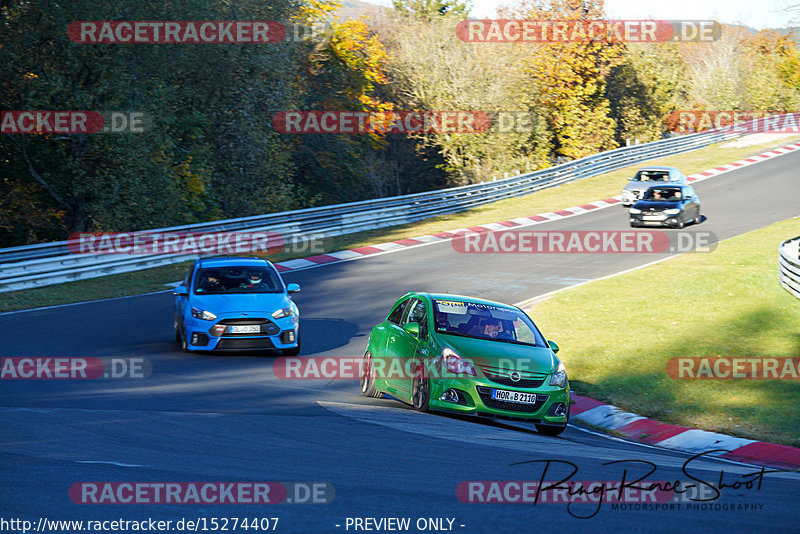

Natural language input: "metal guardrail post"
[779,237,800,300]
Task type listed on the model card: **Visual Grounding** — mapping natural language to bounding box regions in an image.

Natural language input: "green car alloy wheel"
[361,292,570,435]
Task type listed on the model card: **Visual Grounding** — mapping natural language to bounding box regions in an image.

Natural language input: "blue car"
[173,257,301,354]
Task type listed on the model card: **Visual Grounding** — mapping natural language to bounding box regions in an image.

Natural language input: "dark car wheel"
[535,402,569,436]
[282,332,301,356]
[180,327,190,353]
[694,211,701,224]
[360,351,381,398]
[411,366,430,412]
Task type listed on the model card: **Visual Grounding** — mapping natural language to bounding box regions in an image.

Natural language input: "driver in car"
[240,270,267,289]
[469,318,503,339]
[197,270,224,292]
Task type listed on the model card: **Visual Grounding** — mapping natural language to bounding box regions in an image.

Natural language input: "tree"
[0,0,304,244]
[392,0,471,20]
[502,0,624,159]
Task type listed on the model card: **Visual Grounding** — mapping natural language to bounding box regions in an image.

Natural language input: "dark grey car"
[629,185,701,228]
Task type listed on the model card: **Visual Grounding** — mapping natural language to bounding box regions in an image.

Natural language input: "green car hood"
[438,333,556,374]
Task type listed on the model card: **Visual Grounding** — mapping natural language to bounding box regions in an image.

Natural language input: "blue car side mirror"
[173,286,188,296]
[286,283,301,293]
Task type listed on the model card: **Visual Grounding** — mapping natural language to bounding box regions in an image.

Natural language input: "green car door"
[383,297,433,400]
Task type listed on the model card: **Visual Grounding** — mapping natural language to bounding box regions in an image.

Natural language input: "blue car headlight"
[271,307,293,319]
[664,208,680,215]
[191,307,217,321]
[549,361,568,387]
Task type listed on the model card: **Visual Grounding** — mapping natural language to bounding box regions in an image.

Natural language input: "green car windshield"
[432,299,546,347]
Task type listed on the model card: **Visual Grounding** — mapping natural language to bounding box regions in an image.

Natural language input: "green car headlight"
[629,208,642,214]
[549,361,567,387]
[191,307,217,321]
[442,348,476,376]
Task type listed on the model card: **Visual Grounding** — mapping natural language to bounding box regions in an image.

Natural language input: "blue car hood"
[191,292,289,314]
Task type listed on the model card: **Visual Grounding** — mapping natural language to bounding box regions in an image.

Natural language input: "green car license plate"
[491,389,537,404]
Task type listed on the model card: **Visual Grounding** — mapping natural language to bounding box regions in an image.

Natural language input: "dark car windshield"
[194,266,283,294]
[633,170,669,182]
[432,299,546,347]
[643,188,683,201]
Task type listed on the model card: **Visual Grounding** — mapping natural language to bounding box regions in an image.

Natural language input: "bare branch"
[6,135,73,214]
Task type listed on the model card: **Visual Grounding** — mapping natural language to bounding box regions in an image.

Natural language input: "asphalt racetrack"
[2,150,799,533]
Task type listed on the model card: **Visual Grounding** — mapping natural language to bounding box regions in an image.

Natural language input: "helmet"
[247,271,262,285]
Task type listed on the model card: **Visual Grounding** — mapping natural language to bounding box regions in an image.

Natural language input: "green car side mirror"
[404,322,420,337]
[547,340,560,353]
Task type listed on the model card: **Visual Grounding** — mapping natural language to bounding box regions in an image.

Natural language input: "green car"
[360,293,570,435]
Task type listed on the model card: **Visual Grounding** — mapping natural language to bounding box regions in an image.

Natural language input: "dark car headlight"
[191,307,217,321]
[664,208,680,215]
[629,208,642,214]
[549,361,567,387]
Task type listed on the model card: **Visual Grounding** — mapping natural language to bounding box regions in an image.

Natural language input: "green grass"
[2,134,799,313]
[525,217,800,447]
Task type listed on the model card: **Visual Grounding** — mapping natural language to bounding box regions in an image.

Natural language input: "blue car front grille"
[216,338,275,350]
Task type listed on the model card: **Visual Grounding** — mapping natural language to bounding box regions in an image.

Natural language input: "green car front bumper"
[428,376,570,425]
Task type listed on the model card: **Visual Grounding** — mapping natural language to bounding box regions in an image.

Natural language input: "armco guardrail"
[0,128,742,293]
[779,237,800,300]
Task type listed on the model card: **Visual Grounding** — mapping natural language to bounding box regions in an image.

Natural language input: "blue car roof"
[196,257,273,269]
[639,166,678,171]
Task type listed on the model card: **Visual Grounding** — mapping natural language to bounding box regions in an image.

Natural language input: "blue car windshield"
[194,266,283,294]
[432,299,546,347]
